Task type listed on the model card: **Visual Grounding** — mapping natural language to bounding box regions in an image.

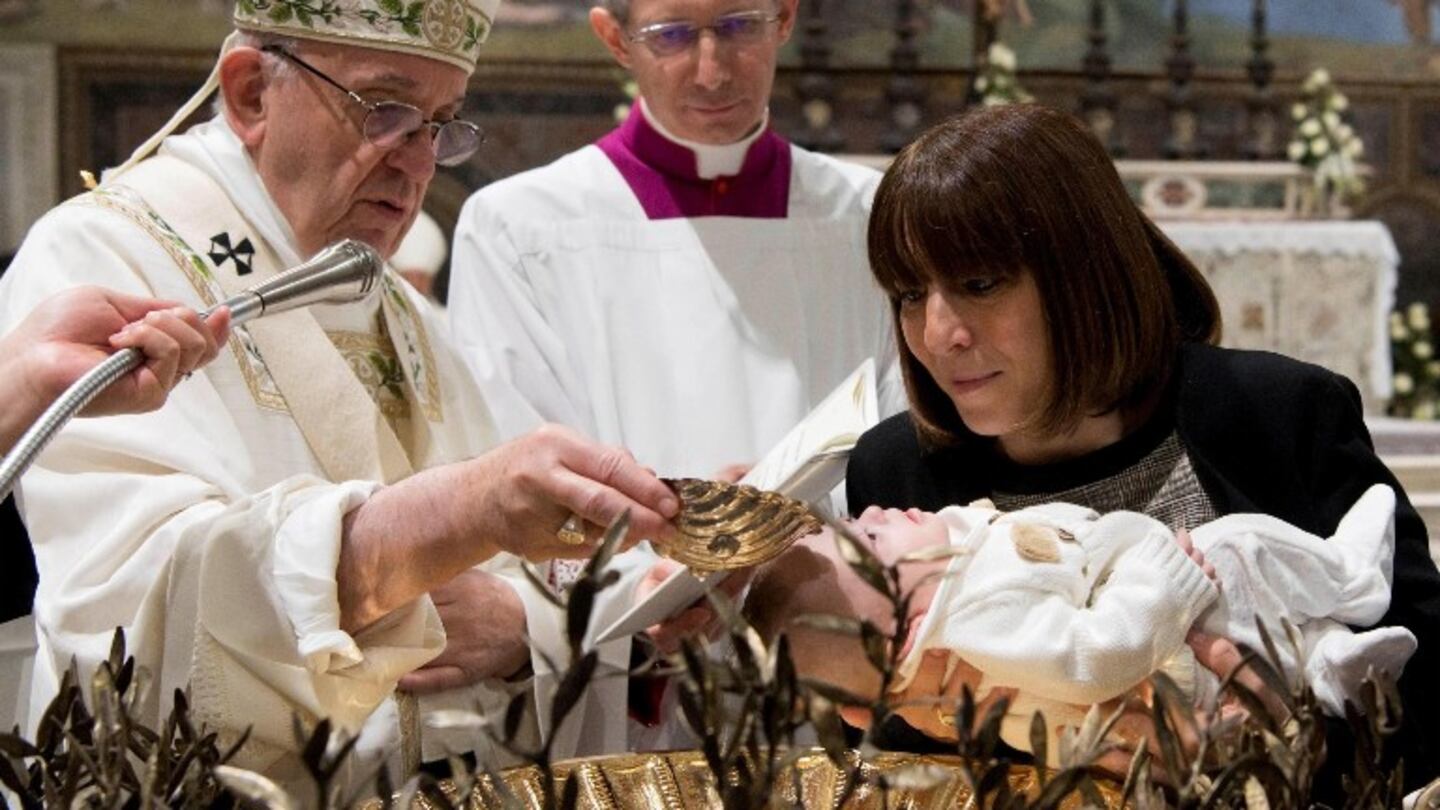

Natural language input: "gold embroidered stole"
[110,156,418,485]
[105,155,449,773]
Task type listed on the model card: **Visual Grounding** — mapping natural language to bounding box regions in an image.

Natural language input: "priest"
[0,0,679,786]
[445,0,902,752]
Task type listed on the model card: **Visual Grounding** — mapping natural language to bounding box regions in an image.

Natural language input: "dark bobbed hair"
[867,103,1221,448]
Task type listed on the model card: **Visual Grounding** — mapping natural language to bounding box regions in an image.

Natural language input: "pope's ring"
[556,513,587,545]
[935,704,958,728]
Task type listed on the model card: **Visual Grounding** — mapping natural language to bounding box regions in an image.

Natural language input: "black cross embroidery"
[208,232,256,276]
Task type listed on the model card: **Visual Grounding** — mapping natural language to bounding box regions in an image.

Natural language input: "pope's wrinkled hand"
[458,424,680,561]
[338,424,680,632]
[399,569,530,693]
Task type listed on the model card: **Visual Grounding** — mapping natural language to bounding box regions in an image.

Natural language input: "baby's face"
[849,506,952,566]
[842,507,954,623]
[749,507,957,708]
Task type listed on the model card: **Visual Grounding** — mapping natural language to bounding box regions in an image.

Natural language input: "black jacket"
[847,343,1440,794]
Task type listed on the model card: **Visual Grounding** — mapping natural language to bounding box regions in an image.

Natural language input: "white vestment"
[0,117,616,782]
[447,138,902,476]
[446,125,902,754]
[900,485,1416,762]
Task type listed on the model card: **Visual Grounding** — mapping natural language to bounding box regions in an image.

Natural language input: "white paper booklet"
[594,359,879,644]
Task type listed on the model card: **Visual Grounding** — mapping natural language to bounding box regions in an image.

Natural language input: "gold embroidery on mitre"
[424,0,468,49]
[1011,523,1062,563]
[232,0,495,71]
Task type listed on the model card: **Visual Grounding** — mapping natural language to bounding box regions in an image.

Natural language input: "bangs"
[868,135,1031,299]
[863,105,1217,448]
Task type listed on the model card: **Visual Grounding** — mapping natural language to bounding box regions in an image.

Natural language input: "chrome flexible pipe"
[0,239,381,501]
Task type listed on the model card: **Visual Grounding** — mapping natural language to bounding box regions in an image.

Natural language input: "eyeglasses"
[261,46,484,167]
[627,9,782,58]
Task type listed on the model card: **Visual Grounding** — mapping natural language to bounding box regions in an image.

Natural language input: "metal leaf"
[548,651,599,735]
[218,726,251,764]
[973,692,1010,759]
[520,565,564,610]
[828,519,892,599]
[1243,775,1271,810]
[974,760,1012,802]
[858,621,889,676]
[1029,710,1048,789]
[1079,776,1109,810]
[1224,670,1284,735]
[589,510,629,577]
[559,769,582,810]
[424,710,488,733]
[107,627,127,675]
[564,579,597,654]
[807,695,849,765]
[1118,743,1149,804]
[213,765,296,810]
[0,734,38,759]
[0,751,29,798]
[1234,640,1296,718]
[475,758,524,810]
[322,730,361,783]
[417,777,455,810]
[955,685,977,749]
[503,693,528,745]
[446,754,473,805]
[790,613,863,637]
[896,544,972,564]
[300,719,331,774]
[1150,684,1187,784]
[1032,767,1088,810]
[392,774,424,810]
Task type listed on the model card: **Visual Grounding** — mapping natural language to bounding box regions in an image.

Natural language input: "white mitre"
[108,0,501,180]
[232,0,498,73]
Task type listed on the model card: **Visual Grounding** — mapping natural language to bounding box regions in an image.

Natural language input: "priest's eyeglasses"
[627,10,782,57]
[261,46,484,167]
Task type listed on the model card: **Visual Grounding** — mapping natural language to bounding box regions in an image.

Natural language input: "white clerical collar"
[639,98,769,180]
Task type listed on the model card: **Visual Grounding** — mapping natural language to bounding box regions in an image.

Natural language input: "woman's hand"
[1090,630,1288,781]
[638,557,754,654]
[888,651,1012,741]
[1,287,230,452]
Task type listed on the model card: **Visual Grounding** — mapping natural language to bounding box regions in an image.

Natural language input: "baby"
[743,484,1417,763]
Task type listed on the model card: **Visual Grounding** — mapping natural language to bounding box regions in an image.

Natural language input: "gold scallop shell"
[657,478,823,573]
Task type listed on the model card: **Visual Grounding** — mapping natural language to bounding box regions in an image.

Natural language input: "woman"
[845,103,1440,795]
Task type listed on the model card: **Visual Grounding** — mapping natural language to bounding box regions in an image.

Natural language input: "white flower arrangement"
[1288,68,1366,207]
[614,78,639,123]
[975,42,1033,107]
[1388,302,1440,420]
